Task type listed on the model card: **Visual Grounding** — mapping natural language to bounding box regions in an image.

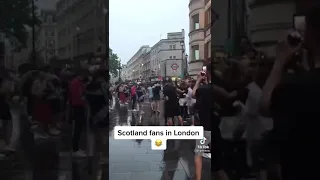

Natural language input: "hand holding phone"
[200,66,207,76]
[287,14,305,47]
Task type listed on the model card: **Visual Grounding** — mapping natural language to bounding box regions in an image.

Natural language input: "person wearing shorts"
[163,80,181,126]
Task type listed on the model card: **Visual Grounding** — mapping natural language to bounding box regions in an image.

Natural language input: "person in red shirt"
[68,73,87,157]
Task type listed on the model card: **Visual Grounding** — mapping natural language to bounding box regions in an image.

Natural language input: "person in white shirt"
[186,79,196,125]
[234,78,273,180]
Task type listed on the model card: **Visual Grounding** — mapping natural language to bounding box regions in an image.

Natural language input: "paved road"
[0,120,72,180]
[0,97,212,180]
[108,98,212,180]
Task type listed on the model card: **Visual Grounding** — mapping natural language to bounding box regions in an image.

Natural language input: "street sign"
[171,63,179,70]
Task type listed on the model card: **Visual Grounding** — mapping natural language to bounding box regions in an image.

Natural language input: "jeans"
[131,95,137,110]
[72,106,86,152]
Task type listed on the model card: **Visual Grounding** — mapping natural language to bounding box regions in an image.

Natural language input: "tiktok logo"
[200,137,206,144]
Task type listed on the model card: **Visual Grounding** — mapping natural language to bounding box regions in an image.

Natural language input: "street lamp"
[185,54,189,77]
[75,26,80,67]
[180,41,186,78]
[31,0,36,66]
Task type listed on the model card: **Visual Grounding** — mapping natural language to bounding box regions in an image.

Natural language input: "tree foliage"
[109,48,120,77]
[0,0,41,47]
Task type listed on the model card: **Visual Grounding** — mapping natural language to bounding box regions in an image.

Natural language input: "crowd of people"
[1,5,320,180]
[188,6,320,180]
[0,65,110,159]
[111,6,320,180]
[111,78,198,126]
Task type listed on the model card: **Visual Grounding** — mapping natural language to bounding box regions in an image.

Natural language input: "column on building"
[188,0,205,78]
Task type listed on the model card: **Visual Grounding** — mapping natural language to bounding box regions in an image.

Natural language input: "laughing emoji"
[155,139,162,147]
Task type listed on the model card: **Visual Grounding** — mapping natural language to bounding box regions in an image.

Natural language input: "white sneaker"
[72,150,87,157]
[30,124,38,131]
[48,128,61,136]
[34,132,49,140]
[132,109,137,111]
[0,153,6,159]
[3,146,16,152]
[202,153,211,159]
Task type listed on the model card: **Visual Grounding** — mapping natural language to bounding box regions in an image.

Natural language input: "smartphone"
[293,14,314,69]
[201,66,206,76]
[288,14,305,47]
[293,14,305,33]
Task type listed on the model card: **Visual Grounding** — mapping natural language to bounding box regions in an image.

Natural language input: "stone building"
[55,0,106,67]
[248,0,315,58]
[188,0,205,77]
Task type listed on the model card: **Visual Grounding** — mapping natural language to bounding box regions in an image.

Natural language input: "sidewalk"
[0,120,72,180]
[108,99,196,180]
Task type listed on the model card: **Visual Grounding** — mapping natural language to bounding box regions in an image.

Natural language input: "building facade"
[189,0,205,77]
[126,30,186,82]
[126,45,150,80]
[248,0,314,59]
[1,2,59,70]
[204,0,211,64]
[55,0,106,67]
[141,51,151,79]
[152,31,186,81]
[210,0,248,70]
[37,9,58,65]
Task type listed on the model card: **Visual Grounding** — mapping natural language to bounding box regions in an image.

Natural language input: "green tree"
[0,0,41,47]
[109,48,120,77]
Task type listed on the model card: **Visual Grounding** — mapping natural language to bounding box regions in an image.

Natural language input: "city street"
[0,119,72,180]
[108,98,212,180]
[0,97,211,180]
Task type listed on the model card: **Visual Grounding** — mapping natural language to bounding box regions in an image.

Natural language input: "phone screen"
[202,66,207,72]
[294,15,306,33]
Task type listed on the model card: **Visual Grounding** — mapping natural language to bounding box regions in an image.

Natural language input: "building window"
[169,45,172,49]
[47,15,53,23]
[172,45,176,49]
[46,40,54,48]
[192,14,200,30]
[68,44,71,52]
[169,56,172,59]
[192,45,200,61]
[45,31,54,36]
[173,56,176,59]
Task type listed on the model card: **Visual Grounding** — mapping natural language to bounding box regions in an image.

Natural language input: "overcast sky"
[110,0,189,64]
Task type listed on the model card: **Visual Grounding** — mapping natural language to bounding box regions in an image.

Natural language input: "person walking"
[68,72,87,157]
[152,82,161,114]
[147,84,154,111]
